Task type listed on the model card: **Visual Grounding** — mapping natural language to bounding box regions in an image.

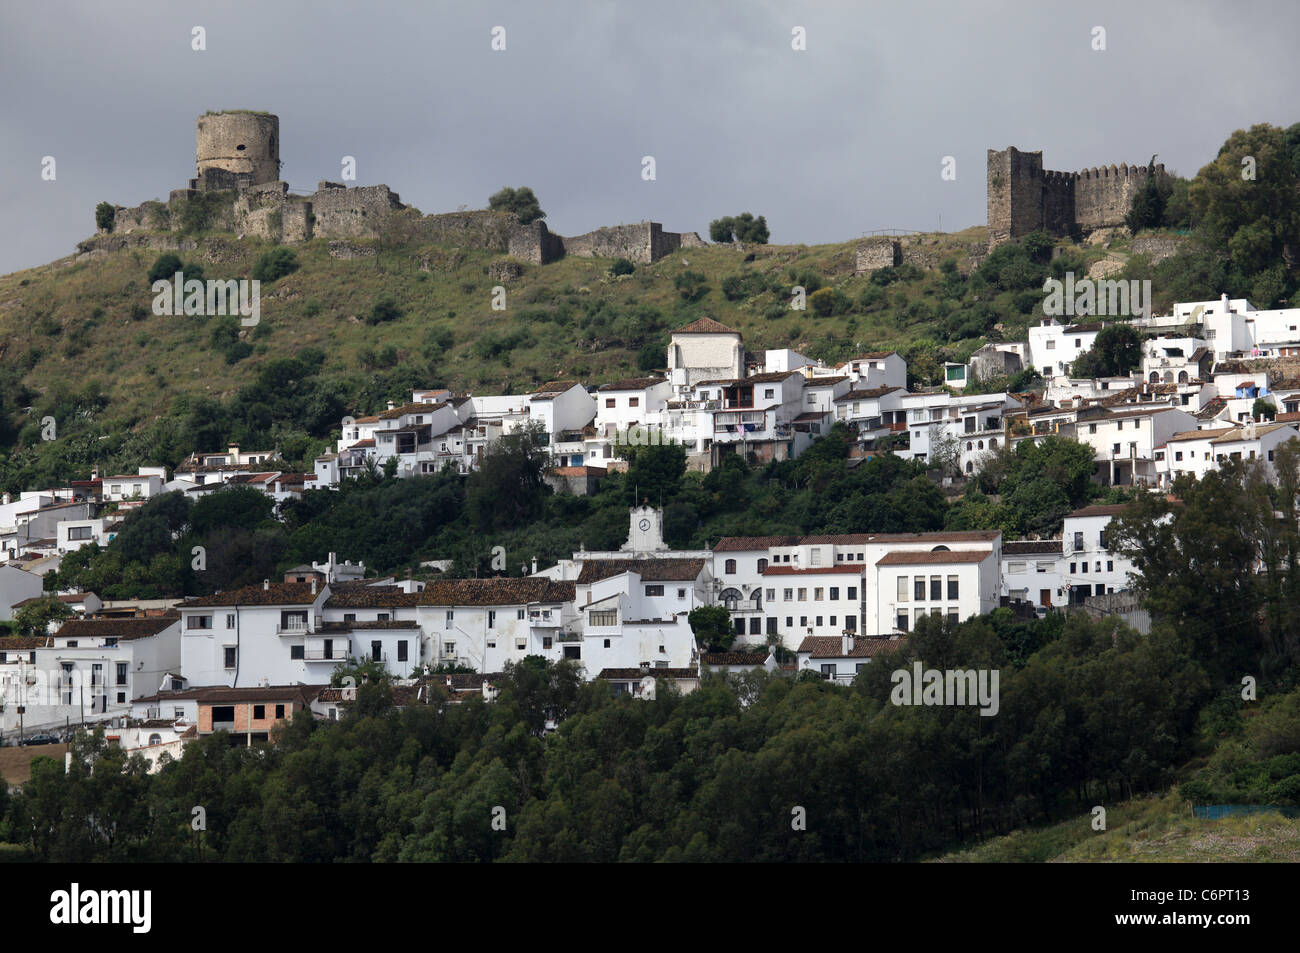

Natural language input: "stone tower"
[194,111,280,189]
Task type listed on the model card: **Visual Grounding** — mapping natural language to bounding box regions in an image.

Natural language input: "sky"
[1,0,1297,275]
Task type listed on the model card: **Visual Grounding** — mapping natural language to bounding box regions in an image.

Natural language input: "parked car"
[20,733,61,746]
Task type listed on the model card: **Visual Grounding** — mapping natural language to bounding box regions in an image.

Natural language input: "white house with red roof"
[835,351,907,390]
[795,633,906,684]
[668,317,745,391]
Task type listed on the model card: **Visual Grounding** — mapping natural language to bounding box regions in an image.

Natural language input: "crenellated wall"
[987,146,1167,247]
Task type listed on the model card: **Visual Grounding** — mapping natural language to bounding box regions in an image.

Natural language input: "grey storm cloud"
[1,0,1297,275]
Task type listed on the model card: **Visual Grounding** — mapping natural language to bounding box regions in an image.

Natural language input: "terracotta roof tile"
[419,578,576,607]
[576,559,705,584]
[54,615,180,641]
[673,316,738,335]
[184,582,322,607]
[796,636,906,658]
[875,550,992,566]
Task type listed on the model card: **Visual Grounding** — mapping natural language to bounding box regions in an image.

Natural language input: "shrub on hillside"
[252,248,299,283]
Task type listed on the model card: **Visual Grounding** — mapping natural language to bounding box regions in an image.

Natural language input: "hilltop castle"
[88,111,703,265]
[986,146,1166,247]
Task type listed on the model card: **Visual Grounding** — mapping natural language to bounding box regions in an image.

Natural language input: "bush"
[674,271,709,302]
[252,248,299,283]
[367,294,402,325]
[95,202,115,232]
[710,213,770,244]
[147,253,183,284]
[610,258,635,276]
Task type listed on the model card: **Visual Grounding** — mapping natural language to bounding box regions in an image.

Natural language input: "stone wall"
[1130,234,1184,264]
[417,210,516,252]
[564,222,661,263]
[310,183,404,240]
[855,237,901,274]
[507,219,564,263]
[987,146,1166,247]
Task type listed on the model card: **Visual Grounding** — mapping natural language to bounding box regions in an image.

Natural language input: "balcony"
[304,649,347,661]
[276,622,311,635]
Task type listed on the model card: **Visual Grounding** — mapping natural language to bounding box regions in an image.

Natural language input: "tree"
[1071,323,1141,378]
[95,202,115,232]
[618,440,686,501]
[610,258,635,276]
[488,186,545,225]
[14,596,72,636]
[688,605,734,653]
[466,422,549,531]
[1125,156,1172,234]
[709,213,769,244]
[1253,398,1277,421]
[1188,123,1300,290]
[674,271,709,302]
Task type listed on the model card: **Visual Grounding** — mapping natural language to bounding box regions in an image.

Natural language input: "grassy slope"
[934,792,1300,862]
[0,225,994,430]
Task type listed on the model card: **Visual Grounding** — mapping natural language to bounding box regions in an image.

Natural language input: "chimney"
[311,578,318,595]
[263,579,270,591]
[1221,293,1230,313]
[531,556,538,575]
[387,400,395,411]
[842,633,854,656]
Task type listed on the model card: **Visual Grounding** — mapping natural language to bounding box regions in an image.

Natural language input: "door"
[1040,589,1052,608]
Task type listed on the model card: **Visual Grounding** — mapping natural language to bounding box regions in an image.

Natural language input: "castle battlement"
[88,110,705,266]
[988,146,1167,247]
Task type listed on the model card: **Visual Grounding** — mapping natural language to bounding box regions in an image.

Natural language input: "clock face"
[639,519,651,531]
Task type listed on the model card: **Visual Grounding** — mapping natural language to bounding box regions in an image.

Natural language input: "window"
[116,662,127,686]
[677,588,686,598]
[645,584,664,597]
[766,589,775,601]
[226,613,235,629]
[1070,562,1077,573]
[377,612,390,621]
[800,616,807,626]
[223,647,236,669]
[814,588,824,600]
[847,586,857,600]
[898,577,908,602]
[764,389,775,399]
[212,705,235,724]
[188,615,212,630]
[446,611,454,625]
[930,576,942,601]
[563,646,581,660]
[275,704,285,719]
[948,576,959,600]
[757,558,768,573]
[253,705,266,720]
[914,578,926,601]
[591,609,618,626]
[543,636,553,649]
[815,616,823,626]
[1089,423,1097,434]
[66,640,78,648]
[1107,560,1113,572]
[725,559,737,574]
[604,639,611,648]
[786,617,793,627]
[948,611,959,624]
[897,611,909,632]
[290,645,305,659]
[1046,340,1056,350]
[845,615,856,632]
[810,549,822,566]
[371,641,382,661]
[797,588,807,601]
[821,664,836,679]
[830,587,839,600]
[444,642,456,655]
[280,610,307,631]
[69,525,92,540]
[629,397,639,407]
[784,588,793,601]
[118,692,126,704]
[343,612,356,622]
[488,610,497,628]
[398,640,408,661]
[605,398,615,408]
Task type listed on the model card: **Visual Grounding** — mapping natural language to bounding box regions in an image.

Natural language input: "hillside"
[935,793,1300,862]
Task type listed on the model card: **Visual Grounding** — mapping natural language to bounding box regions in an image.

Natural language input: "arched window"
[148,734,162,746]
[724,559,737,574]
[1149,372,1160,383]
[1178,370,1188,384]
[966,441,973,451]
[932,545,951,552]
[757,558,768,573]
[1163,371,1174,383]
[964,461,973,473]
[989,438,998,450]
[977,440,984,450]
[719,588,742,611]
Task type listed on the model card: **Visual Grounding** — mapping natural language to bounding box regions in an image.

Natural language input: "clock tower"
[621,504,668,553]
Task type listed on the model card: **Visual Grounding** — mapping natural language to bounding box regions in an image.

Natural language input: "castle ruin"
[89,111,703,265]
[986,146,1166,247]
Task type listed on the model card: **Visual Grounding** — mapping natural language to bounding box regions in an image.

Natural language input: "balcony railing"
[277,622,310,635]
[304,646,348,661]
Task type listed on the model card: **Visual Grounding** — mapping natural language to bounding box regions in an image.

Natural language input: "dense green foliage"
[94,202,115,232]
[488,186,545,225]
[1071,323,1141,378]
[709,213,770,244]
[251,247,300,283]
